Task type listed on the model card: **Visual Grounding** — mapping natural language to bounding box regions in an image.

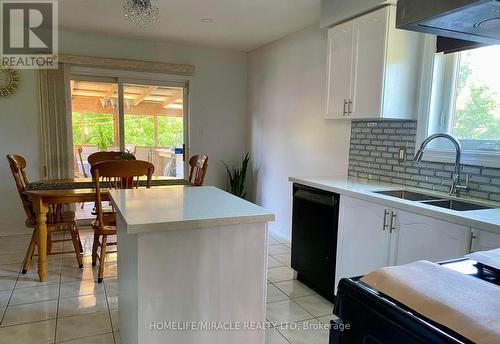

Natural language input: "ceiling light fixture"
[200,17,214,23]
[124,0,159,26]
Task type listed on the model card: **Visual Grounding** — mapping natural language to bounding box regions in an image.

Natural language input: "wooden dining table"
[25,176,188,282]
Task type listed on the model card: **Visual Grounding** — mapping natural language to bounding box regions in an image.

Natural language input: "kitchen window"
[419,42,500,167]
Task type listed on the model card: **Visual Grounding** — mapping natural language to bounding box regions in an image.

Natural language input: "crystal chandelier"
[124,0,159,26]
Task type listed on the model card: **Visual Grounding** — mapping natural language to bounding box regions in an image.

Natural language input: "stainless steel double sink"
[373,190,494,211]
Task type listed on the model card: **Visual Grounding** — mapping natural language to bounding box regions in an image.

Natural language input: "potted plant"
[120,149,135,161]
[223,153,250,199]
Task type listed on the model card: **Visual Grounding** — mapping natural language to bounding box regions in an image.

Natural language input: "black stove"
[440,258,500,286]
[329,258,499,344]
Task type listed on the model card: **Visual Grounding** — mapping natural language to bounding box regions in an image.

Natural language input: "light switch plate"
[398,146,407,163]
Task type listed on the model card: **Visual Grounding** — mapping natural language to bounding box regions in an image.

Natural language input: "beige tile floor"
[265,240,334,344]
[0,229,333,344]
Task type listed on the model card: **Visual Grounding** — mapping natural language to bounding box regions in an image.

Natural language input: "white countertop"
[289,176,500,233]
[109,186,275,234]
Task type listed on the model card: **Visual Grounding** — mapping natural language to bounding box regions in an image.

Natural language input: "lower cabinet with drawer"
[335,196,472,291]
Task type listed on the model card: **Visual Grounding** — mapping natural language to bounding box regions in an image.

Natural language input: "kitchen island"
[109,186,275,344]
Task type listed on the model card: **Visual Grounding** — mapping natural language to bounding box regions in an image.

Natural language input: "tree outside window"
[451,45,500,151]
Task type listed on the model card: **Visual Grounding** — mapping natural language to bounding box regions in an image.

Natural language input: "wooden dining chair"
[188,155,208,186]
[88,151,137,215]
[91,159,154,282]
[87,151,135,167]
[6,154,84,272]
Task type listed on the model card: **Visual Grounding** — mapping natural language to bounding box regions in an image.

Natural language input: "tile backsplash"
[348,120,500,202]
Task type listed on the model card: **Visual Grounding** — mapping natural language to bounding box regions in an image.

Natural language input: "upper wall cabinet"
[325,6,423,120]
[320,0,395,28]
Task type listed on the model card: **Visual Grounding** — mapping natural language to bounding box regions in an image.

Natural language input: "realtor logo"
[0,0,58,69]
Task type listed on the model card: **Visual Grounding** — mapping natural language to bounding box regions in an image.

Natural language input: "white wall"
[0,70,42,236]
[0,30,247,236]
[247,25,351,242]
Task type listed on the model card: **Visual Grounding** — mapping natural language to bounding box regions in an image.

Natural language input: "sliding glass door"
[71,80,118,178]
[123,83,185,177]
[69,77,188,179]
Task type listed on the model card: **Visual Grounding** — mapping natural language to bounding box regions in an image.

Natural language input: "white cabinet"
[336,196,392,284]
[393,210,471,265]
[349,8,388,119]
[326,21,353,118]
[470,228,500,252]
[325,6,422,120]
[336,196,473,290]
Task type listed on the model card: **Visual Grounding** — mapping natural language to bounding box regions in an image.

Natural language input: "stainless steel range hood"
[397,0,500,44]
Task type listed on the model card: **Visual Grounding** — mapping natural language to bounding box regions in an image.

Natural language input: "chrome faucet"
[414,133,470,196]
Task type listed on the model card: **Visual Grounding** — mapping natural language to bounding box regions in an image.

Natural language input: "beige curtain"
[38,64,72,179]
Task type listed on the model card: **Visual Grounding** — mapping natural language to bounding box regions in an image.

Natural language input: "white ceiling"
[59,0,320,52]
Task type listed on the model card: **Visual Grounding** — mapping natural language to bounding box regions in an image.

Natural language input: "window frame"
[416,36,500,168]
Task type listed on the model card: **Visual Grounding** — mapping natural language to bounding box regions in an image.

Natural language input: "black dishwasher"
[291,183,340,302]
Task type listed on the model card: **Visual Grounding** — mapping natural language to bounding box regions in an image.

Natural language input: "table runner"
[26,178,188,191]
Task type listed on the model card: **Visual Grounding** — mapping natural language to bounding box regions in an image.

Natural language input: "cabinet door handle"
[347,99,352,115]
[383,210,389,231]
[343,100,347,116]
[390,213,397,233]
[469,231,477,253]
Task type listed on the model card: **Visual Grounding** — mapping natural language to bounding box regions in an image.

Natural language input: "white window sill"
[421,149,500,168]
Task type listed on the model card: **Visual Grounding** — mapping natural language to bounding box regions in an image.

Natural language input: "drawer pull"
[390,213,397,233]
[383,210,389,231]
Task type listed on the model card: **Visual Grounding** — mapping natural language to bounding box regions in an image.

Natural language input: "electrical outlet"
[398,146,407,163]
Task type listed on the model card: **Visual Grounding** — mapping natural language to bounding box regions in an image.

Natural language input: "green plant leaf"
[222,153,250,199]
